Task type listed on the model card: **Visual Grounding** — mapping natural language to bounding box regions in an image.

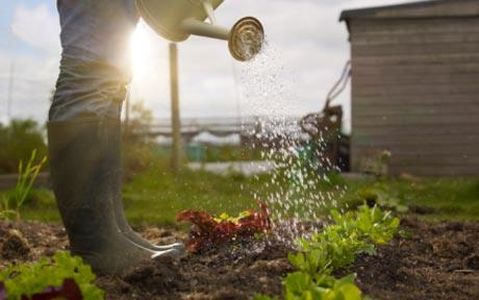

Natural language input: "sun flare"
[130,24,152,79]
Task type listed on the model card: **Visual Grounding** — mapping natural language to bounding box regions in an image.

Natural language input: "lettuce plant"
[177,202,271,252]
[0,252,104,300]
[256,205,399,300]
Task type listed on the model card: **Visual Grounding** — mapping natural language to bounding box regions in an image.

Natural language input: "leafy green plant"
[285,272,361,300]
[256,273,362,300]
[2,149,47,221]
[332,205,400,245]
[257,205,399,300]
[292,205,399,276]
[357,183,408,213]
[294,227,373,275]
[0,252,104,300]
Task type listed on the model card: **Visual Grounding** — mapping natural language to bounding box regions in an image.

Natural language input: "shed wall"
[349,17,479,176]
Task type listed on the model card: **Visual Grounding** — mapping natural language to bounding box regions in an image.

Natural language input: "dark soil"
[1,218,478,300]
[0,221,68,267]
[345,218,479,300]
[109,239,293,300]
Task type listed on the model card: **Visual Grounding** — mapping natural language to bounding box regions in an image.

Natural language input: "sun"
[130,23,152,79]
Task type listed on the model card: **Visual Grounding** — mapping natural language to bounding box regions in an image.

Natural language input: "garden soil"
[0,218,478,300]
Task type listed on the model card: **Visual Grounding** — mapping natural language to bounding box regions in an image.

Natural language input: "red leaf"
[0,282,7,300]
[20,279,83,300]
[177,202,271,253]
[177,210,217,232]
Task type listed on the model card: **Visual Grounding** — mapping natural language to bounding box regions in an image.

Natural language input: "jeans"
[50,0,139,121]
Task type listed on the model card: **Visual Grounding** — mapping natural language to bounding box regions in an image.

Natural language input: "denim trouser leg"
[49,0,139,121]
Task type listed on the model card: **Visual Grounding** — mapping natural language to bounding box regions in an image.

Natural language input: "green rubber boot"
[48,117,180,275]
[110,121,185,252]
[113,193,185,251]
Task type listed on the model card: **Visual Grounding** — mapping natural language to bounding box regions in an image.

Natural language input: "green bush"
[122,142,157,180]
[0,119,47,174]
[121,101,161,180]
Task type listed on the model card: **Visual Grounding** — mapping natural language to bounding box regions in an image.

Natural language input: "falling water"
[236,41,346,245]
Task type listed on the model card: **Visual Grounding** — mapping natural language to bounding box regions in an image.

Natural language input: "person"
[48,0,184,275]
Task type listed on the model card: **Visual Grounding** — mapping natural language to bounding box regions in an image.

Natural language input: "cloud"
[1,0,412,131]
[0,3,60,123]
[131,0,411,131]
[0,3,60,124]
[11,3,60,55]
[0,48,59,123]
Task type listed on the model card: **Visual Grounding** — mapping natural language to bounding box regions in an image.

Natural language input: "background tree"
[0,119,47,174]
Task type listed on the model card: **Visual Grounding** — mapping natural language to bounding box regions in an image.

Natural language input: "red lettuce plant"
[0,279,82,300]
[24,279,82,300]
[0,282,7,300]
[177,202,271,253]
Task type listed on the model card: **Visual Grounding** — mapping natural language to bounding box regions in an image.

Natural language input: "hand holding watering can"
[136,0,265,61]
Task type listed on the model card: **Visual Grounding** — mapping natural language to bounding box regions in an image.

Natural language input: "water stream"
[236,41,346,244]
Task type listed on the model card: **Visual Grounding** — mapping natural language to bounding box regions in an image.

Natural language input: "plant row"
[256,205,400,300]
[0,204,399,299]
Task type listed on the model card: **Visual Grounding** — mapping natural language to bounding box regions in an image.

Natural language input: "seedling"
[1,149,47,221]
[257,205,399,300]
[256,273,362,300]
[0,195,16,221]
[295,205,399,275]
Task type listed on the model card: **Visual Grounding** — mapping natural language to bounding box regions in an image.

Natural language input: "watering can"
[136,0,264,61]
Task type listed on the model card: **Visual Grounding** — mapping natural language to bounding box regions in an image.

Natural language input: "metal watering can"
[136,0,265,61]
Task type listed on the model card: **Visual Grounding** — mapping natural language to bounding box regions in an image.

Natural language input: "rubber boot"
[110,121,185,252]
[113,193,184,251]
[48,117,179,275]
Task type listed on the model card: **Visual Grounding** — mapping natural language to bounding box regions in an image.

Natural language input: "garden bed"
[1,218,478,299]
[347,218,479,300]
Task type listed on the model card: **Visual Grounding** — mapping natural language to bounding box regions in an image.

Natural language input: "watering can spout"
[136,0,264,61]
[180,18,230,41]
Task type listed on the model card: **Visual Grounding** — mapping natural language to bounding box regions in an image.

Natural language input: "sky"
[0,0,413,131]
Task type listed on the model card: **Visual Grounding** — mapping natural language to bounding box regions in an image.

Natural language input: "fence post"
[169,43,182,173]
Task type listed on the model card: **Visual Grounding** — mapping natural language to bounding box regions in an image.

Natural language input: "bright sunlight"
[129,23,152,79]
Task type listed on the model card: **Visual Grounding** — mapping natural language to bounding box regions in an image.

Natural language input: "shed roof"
[340,0,479,22]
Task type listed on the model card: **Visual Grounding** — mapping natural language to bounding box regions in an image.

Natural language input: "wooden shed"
[340,0,479,177]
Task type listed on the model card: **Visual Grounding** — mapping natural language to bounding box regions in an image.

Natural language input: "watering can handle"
[201,0,217,24]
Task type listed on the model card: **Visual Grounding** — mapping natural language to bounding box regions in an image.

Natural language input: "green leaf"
[288,253,307,271]
[284,272,313,294]
[338,283,362,300]
[283,205,400,300]
[0,251,104,300]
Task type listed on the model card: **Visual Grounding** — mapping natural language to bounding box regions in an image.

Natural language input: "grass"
[340,176,479,221]
[379,178,479,221]
[8,162,276,227]
[2,160,479,226]
[121,165,274,226]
